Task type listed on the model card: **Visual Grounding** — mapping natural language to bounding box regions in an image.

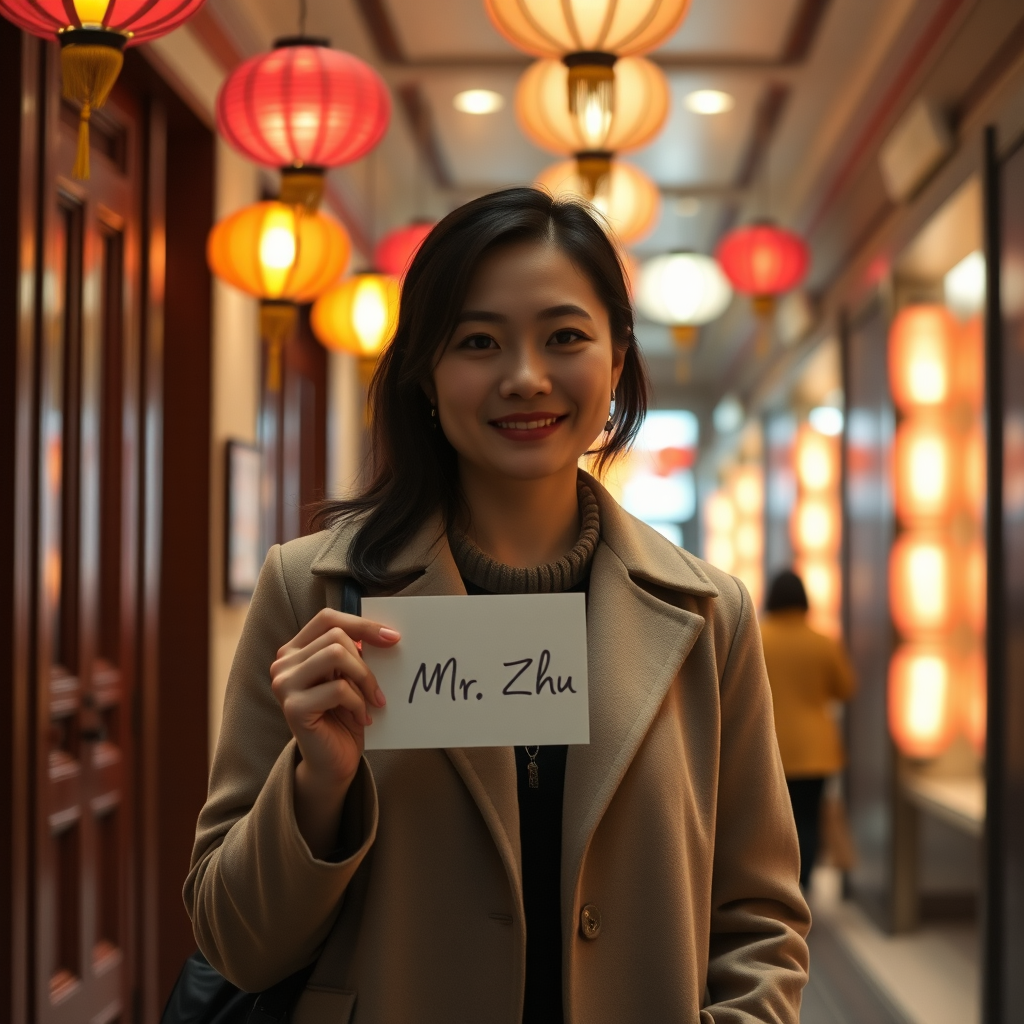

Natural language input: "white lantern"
[637,252,733,346]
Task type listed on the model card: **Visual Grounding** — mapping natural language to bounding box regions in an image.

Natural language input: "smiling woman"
[185,187,810,1024]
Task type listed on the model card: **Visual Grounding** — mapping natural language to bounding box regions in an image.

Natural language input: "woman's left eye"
[550,328,587,346]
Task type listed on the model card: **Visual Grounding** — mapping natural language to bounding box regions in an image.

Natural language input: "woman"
[760,570,857,890]
[186,188,810,1023]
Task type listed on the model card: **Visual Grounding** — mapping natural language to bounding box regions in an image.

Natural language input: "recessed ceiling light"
[453,89,505,115]
[685,89,735,115]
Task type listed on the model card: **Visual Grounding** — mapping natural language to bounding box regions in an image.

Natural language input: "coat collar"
[310,473,718,916]
[309,471,719,599]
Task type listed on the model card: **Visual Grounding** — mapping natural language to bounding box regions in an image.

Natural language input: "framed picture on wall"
[225,440,263,601]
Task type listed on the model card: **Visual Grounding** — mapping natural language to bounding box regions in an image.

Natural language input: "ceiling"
[202,0,1024,430]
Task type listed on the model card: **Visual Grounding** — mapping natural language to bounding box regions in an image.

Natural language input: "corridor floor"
[802,869,979,1024]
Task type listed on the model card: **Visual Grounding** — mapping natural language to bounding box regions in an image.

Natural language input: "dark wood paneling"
[990,125,1024,1024]
[0,23,41,1024]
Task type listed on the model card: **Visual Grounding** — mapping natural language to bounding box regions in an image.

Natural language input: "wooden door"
[33,63,142,1024]
[260,310,328,546]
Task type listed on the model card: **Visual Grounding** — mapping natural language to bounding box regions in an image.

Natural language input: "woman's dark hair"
[313,186,650,588]
[765,570,810,612]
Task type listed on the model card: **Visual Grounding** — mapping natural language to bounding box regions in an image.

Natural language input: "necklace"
[525,746,540,789]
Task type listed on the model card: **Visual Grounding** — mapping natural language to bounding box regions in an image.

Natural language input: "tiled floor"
[803,868,980,1024]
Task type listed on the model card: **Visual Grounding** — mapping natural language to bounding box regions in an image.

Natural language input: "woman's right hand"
[270,608,400,856]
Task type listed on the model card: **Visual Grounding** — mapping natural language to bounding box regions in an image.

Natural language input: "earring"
[430,404,438,429]
[605,391,616,432]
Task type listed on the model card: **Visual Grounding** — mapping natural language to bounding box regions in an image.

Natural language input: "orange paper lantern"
[207,201,350,302]
[954,314,985,411]
[536,158,660,243]
[311,273,401,358]
[791,497,841,555]
[889,533,955,635]
[795,557,841,617]
[888,304,957,413]
[893,416,958,522]
[888,644,959,759]
[484,0,690,57]
[516,55,669,155]
[795,425,839,493]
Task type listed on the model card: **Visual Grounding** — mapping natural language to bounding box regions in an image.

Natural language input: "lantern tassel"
[60,33,125,181]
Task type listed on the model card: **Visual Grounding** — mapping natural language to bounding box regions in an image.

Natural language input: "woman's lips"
[489,412,568,441]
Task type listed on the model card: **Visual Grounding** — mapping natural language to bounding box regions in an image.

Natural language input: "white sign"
[360,594,589,750]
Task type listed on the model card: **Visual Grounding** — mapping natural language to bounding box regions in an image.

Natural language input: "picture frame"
[224,440,263,601]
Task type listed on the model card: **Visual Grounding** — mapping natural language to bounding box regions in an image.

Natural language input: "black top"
[463,575,589,1023]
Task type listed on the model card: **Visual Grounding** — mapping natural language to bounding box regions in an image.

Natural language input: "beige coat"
[186,474,810,1024]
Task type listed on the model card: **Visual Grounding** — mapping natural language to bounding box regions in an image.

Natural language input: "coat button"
[580,904,601,939]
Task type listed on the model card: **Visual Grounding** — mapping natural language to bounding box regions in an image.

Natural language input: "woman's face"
[429,239,626,484]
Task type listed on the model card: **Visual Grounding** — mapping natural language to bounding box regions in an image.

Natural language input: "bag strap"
[324,578,362,616]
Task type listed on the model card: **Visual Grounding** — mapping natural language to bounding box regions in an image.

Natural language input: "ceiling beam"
[396,83,454,189]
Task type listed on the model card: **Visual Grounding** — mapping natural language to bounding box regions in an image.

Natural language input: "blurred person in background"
[761,570,856,890]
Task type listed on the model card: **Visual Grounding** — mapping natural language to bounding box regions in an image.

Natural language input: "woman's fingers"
[283,676,369,730]
[275,643,377,705]
[278,608,400,659]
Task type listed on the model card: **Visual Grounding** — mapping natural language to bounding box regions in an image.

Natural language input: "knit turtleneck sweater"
[448,480,600,595]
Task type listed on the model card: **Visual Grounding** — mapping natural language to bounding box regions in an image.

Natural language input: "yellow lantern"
[311,273,401,360]
[536,158,660,243]
[207,200,350,389]
[207,201,350,304]
[888,304,956,413]
[790,496,841,555]
[516,56,669,157]
[484,0,690,57]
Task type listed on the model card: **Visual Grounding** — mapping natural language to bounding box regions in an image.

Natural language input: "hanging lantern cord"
[299,0,308,36]
[59,29,127,181]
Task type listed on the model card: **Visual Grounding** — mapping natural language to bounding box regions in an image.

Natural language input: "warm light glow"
[889,534,954,635]
[791,497,840,554]
[731,466,764,518]
[888,304,956,412]
[636,252,733,328]
[453,89,505,114]
[484,0,692,58]
[961,650,986,756]
[796,426,838,493]
[311,273,401,358]
[894,418,956,522]
[685,89,734,115]
[795,557,841,616]
[704,491,735,534]
[536,158,660,243]
[734,560,764,608]
[808,405,844,436]
[964,539,986,636]
[734,522,762,562]
[954,315,985,411]
[704,536,735,574]
[207,201,351,302]
[889,645,957,758]
[516,56,669,155]
[944,251,985,319]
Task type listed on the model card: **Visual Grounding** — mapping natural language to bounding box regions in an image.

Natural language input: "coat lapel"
[310,515,523,900]
[561,477,718,923]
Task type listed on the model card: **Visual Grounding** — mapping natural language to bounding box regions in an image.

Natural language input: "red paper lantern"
[715,222,809,305]
[374,223,435,278]
[217,38,390,209]
[0,0,206,178]
[0,0,205,42]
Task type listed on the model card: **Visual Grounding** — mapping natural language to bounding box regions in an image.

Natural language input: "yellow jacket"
[760,610,856,778]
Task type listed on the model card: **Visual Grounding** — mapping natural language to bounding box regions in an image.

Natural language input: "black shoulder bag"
[160,580,363,1024]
